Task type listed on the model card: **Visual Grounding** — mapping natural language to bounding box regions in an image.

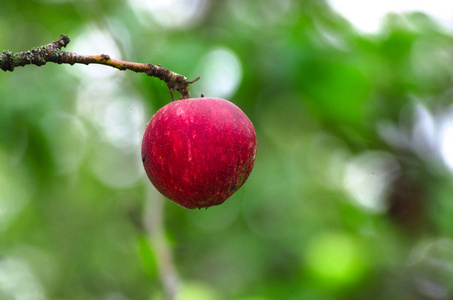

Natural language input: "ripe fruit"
[141,97,257,209]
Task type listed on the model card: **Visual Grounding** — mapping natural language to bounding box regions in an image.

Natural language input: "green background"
[1,1,453,299]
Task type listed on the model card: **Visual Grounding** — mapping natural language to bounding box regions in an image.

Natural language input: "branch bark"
[0,34,199,99]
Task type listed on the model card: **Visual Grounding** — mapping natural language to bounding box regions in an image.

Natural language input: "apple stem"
[0,34,200,100]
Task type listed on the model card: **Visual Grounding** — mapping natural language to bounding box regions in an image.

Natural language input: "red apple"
[141,97,257,209]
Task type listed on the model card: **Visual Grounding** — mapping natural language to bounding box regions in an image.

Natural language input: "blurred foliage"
[2,0,453,299]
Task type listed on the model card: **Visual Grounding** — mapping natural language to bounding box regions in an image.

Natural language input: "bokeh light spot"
[305,232,368,288]
[129,0,208,29]
[103,97,147,150]
[89,142,144,189]
[195,48,242,99]
[328,0,453,34]
[440,113,453,171]
[40,112,88,174]
[0,258,46,300]
[343,151,400,213]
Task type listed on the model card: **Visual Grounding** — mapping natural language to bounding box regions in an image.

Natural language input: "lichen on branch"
[0,34,199,99]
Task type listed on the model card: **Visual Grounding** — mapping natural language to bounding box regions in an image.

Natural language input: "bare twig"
[0,34,199,99]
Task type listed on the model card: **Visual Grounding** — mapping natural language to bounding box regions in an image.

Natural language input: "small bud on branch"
[0,34,199,99]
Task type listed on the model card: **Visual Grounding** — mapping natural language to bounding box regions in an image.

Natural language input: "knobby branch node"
[0,34,199,99]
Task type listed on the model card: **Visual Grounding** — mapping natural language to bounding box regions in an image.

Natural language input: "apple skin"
[141,97,257,209]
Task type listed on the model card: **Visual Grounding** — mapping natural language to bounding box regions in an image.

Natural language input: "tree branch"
[0,34,199,99]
